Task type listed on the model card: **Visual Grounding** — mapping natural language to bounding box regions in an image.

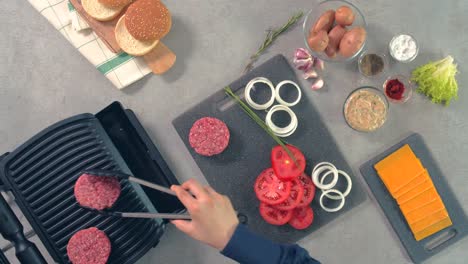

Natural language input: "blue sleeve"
[221,224,320,264]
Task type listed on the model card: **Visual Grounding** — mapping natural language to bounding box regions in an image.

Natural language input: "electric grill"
[0,102,184,264]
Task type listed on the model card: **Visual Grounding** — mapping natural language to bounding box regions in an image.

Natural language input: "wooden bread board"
[69,0,176,74]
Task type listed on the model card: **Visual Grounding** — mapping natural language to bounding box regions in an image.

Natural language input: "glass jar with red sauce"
[383,75,413,103]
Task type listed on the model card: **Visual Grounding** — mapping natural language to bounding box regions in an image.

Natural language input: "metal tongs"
[81,169,191,220]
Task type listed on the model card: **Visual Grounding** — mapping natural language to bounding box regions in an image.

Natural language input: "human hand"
[171,179,239,250]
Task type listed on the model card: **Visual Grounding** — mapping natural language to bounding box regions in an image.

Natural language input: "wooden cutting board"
[69,0,176,74]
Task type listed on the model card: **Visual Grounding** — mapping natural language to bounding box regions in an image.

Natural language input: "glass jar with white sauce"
[388,34,419,62]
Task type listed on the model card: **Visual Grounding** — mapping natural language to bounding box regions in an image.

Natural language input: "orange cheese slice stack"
[374,145,425,195]
[374,144,452,241]
[394,171,428,198]
[397,178,434,205]
[405,199,445,224]
[414,218,452,241]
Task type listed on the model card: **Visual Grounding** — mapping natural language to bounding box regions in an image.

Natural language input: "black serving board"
[360,133,468,263]
[173,55,367,243]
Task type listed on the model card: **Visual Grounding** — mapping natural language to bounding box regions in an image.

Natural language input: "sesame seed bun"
[115,15,159,56]
[82,0,124,22]
[98,0,133,9]
[125,0,171,41]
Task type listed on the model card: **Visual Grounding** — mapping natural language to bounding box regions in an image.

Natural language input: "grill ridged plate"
[0,114,162,264]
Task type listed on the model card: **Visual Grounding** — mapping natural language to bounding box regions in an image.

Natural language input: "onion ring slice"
[320,170,353,199]
[320,189,345,212]
[312,165,338,190]
[265,104,298,138]
[275,80,302,107]
[244,77,275,110]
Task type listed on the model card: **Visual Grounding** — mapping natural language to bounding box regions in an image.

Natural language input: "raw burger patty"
[67,227,111,264]
[189,117,230,156]
[74,174,121,210]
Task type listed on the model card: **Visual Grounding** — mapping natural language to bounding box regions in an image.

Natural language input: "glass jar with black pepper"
[358,51,387,78]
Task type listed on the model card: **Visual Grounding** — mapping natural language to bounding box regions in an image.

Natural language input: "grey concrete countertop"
[1,0,467,263]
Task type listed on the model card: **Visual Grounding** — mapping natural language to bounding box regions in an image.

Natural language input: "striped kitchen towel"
[69,1,89,31]
[28,0,151,89]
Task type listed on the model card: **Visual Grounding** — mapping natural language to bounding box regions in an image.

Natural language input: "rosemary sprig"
[224,86,297,163]
[244,11,304,73]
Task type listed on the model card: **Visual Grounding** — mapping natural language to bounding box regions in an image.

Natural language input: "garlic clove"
[294,48,312,61]
[313,57,325,71]
[293,58,313,72]
[311,78,324,90]
[303,69,318,80]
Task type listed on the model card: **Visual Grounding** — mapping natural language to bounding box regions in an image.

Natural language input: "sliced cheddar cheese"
[400,188,439,215]
[374,145,424,193]
[373,144,453,242]
[374,144,417,171]
[403,199,446,224]
[409,209,449,234]
[397,180,435,205]
[377,161,424,194]
[394,170,430,199]
[414,217,453,241]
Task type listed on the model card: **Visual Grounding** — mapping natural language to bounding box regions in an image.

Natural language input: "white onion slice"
[320,189,345,212]
[265,105,298,138]
[312,165,338,190]
[320,170,353,200]
[313,162,337,173]
[244,77,275,110]
[275,80,302,107]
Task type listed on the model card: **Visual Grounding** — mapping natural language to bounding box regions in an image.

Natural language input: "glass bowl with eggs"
[303,0,367,63]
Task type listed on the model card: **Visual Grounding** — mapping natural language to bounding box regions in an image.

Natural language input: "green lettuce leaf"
[411,56,458,106]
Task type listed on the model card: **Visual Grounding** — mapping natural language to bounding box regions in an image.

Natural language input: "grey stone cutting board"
[360,133,468,263]
[173,55,367,243]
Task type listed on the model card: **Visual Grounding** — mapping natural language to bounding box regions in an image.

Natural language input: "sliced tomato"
[274,178,304,210]
[254,168,291,205]
[259,202,293,225]
[297,173,316,207]
[271,145,306,181]
[289,206,314,230]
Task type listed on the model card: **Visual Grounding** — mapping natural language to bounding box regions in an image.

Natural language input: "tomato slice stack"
[297,173,316,207]
[271,145,306,181]
[289,206,314,230]
[259,203,293,225]
[254,168,291,205]
[254,145,316,230]
[274,178,304,210]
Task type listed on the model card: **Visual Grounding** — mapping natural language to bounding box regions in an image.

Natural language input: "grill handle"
[0,194,46,264]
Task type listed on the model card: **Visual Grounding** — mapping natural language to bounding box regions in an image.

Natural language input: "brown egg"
[339,27,366,58]
[325,25,347,58]
[308,30,329,52]
[335,6,355,26]
[310,10,335,35]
